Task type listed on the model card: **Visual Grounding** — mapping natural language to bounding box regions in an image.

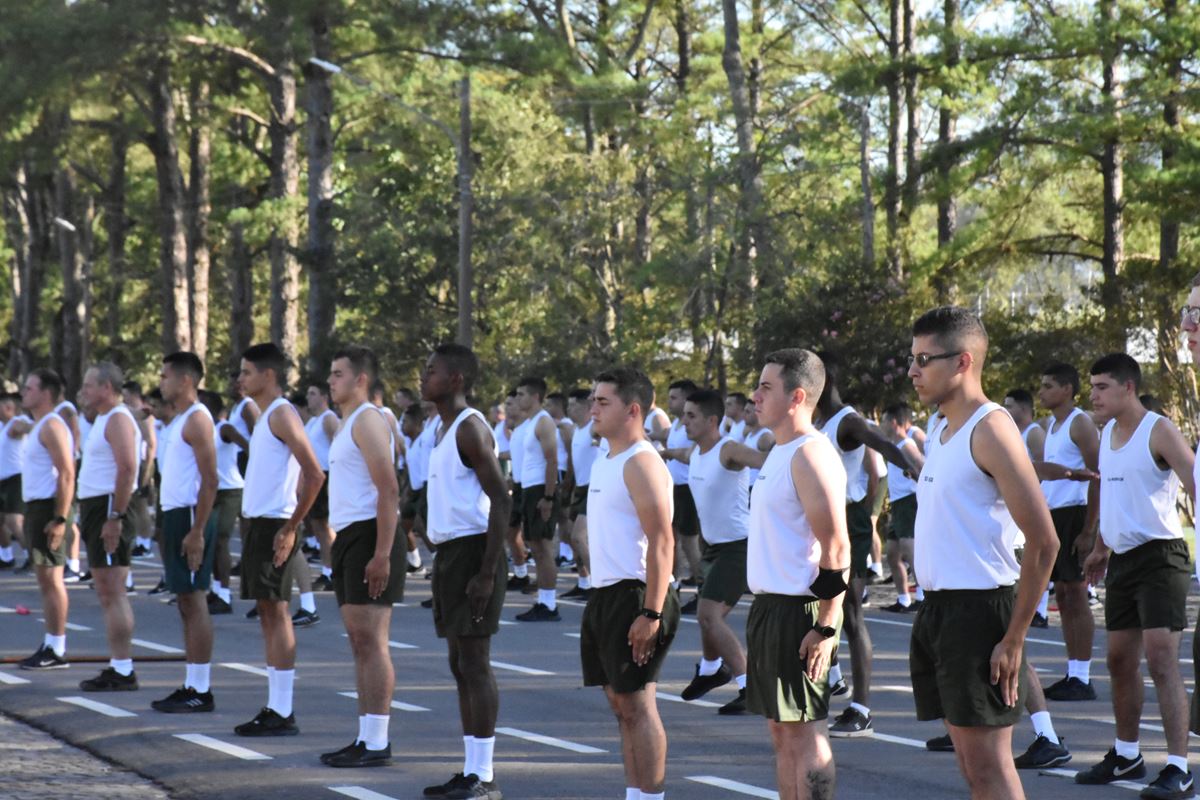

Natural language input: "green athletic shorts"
[910,586,1026,727]
[331,518,407,606]
[569,484,588,522]
[521,484,558,542]
[401,485,426,523]
[580,580,680,693]
[240,516,305,602]
[212,488,242,549]
[24,498,67,568]
[886,494,917,541]
[307,471,330,520]
[432,533,507,638]
[79,495,135,568]
[1049,504,1088,583]
[1104,538,1190,632]
[0,475,23,514]
[508,483,523,527]
[161,506,218,593]
[846,497,875,577]
[673,484,700,537]
[698,539,748,607]
[746,593,839,723]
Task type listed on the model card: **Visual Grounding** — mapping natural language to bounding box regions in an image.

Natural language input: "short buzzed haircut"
[568,388,591,403]
[307,381,331,403]
[764,348,825,405]
[1042,361,1080,395]
[1005,388,1034,411]
[121,380,143,399]
[669,379,699,395]
[594,367,654,417]
[198,389,224,418]
[242,343,289,388]
[334,345,380,385]
[90,361,124,393]
[371,379,387,399]
[727,392,748,408]
[30,368,65,399]
[433,343,480,393]
[687,389,725,423]
[882,402,913,426]
[546,392,567,413]
[163,352,204,385]
[518,376,547,401]
[1090,353,1141,390]
[403,403,424,422]
[1140,394,1164,414]
[912,306,989,357]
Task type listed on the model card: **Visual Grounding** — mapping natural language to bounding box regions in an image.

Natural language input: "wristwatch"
[639,608,663,621]
[51,515,67,525]
[108,510,127,521]
[814,623,837,639]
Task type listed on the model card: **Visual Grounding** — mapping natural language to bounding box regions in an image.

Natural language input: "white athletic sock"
[1030,711,1059,744]
[670,578,681,590]
[641,792,664,800]
[914,586,925,601]
[698,658,723,677]
[472,735,495,782]
[538,588,557,611]
[44,633,66,657]
[513,563,528,579]
[67,557,80,573]
[1114,738,1140,759]
[269,668,294,718]
[215,584,231,603]
[1036,589,1049,618]
[1068,659,1091,683]
[463,735,475,773]
[299,592,316,614]
[578,575,591,590]
[137,536,152,549]
[849,702,870,717]
[735,673,747,690]
[322,565,332,578]
[407,549,422,569]
[110,658,133,677]
[0,545,12,560]
[1167,755,1189,773]
[869,561,883,575]
[306,536,318,548]
[125,571,134,589]
[361,713,389,751]
[186,663,211,693]
[828,663,843,684]
[625,790,641,800]
[896,594,912,607]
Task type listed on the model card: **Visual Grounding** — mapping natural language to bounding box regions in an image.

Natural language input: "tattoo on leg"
[807,770,833,800]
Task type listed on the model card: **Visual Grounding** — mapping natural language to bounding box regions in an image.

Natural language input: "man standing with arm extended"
[321,346,404,768]
[305,382,340,591]
[17,369,76,670]
[421,344,511,800]
[234,343,326,736]
[199,390,243,615]
[151,352,220,712]
[76,363,142,690]
[514,377,561,622]
[906,307,1058,799]
[580,367,680,800]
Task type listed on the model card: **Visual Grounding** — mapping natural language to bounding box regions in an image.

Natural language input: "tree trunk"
[268,16,301,383]
[104,130,128,353]
[54,166,86,396]
[1099,0,1124,320]
[456,75,474,348]
[901,0,920,223]
[856,100,876,270]
[749,0,763,118]
[228,213,254,375]
[1155,0,1182,383]
[933,0,959,301]
[149,55,191,355]
[305,3,337,373]
[3,164,50,380]
[884,0,903,278]
[187,78,212,366]
[677,0,708,354]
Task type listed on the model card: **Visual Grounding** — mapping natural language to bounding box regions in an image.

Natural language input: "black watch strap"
[51,515,67,525]
[639,607,663,621]
[814,624,837,639]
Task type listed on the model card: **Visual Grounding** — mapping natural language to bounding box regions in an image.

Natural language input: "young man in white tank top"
[420,344,511,799]
[744,349,850,800]
[0,392,30,568]
[656,380,702,603]
[321,346,404,768]
[228,379,260,476]
[878,403,924,614]
[151,352,221,713]
[906,307,1058,799]
[199,390,243,615]
[121,382,158,559]
[513,376,562,622]
[76,363,142,690]
[674,389,766,716]
[16,369,76,670]
[234,343,326,737]
[562,388,598,599]
[580,367,680,800]
[1075,354,1195,796]
[739,403,775,490]
[1003,389,1053,629]
[305,382,340,590]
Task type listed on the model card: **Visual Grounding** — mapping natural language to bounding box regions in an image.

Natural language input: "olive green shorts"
[698,539,749,607]
[240,516,305,602]
[331,518,407,606]
[79,495,135,568]
[432,533,506,638]
[24,498,67,568]
[1104,538,1190,632]
[521,485,558,542]
[212,489,242,549]
[568,484,589,522]
[746,593,839,723]
[886,494,917,541]
[846,497,875,577]
[580,580,680,693]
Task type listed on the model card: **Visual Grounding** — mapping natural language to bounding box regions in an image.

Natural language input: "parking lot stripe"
[57,696,137,718]
[132,638,184,654]
[870,732,927,749]
[0,671,31,685]
[657,691,722,709]
[221,662,271,677]
[174,733,272,760]
[337,691,429,712]
[496,726,606,754]
[490,660,554,676]
[686,775,780,799]
[329,786,400,800]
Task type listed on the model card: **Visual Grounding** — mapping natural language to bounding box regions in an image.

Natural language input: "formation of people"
[3,288,1200,800]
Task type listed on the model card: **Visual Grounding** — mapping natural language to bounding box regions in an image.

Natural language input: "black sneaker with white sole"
[1075,748,1146,784]
[445,774,503,799]
[151,686,214,713]
[79,667,138,691]
[680,663,732,701]
[19,645,68,670]
[679,595,699,615]
[926,734,954,752]
[148,578,169,595]
[515,603,560,622]
[828,706,873,738]
[424,772,471,797]
[313,574,334,591]
[234,707,299,737]
[1141,765,1195,799]
[324,740,392,768]
[717,688,748,716]
[560,585,591,600]
[829,677,849,697]
[321,740,360,765]
[1014,734,1071,769]
[1044,675,1097,701]
[291,608,320,627]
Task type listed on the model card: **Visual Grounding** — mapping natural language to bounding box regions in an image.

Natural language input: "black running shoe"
[19,645,68,670]
[717,688,748,716]
[0,557,14,569]
[445,774,503,800]
[680,595,699,616]
[78,569,92,583]
[681,663,732,701]
[828,706,873,738]
[680,575,702,587]
[421,598,434,609]
[130,544,151,558]
[234,707,299,737]
[151,686,214,713]
[407,559,424,574]
[505,575,530,592]
[313,574,334,591]
[230,561,241,577]
[325,740,392,768]
[882,600,915,614]
[148,578,169,595]
[926,734,955,752]
[320,740,360,765]
[560,585,591,600]
[208,594,233,615]
[1031,612,1049,628]
[80,667,138,692]
[830,677,849,697]
[63,566,83,583]
[245,606,259,619]
[292,608,320,627]
[1075,748,1146,784]
[1014,734,1071,769]
[515,603,560,622]
[1141,765,1196,799]
[1043,676,1097,701]
[424,772,471,797]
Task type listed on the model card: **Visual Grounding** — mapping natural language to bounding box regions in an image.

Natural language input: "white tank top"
[0,415,31,480]
[78,405,142,499]
[729,419,746,443]
[160,403,212,511]
[22,412,72,502]
[644,409,668,452]
[923,411,943,456]
[229,397,253,444]
[426,408,495,544]
[886,436,917,501]
[570,419,599,486]
[665,418,692,485]
[305,409,336,471]
[493,421,509,456]
[1099,413,1183,554]
[687,437,749,544]
[915,403,1021,591]
[555,419,573,472]
[508,419,526,484]
[154,419,167,471]
[241,398,301,519]
[743,427,770,486]
[215,421,245,491]
[1042,408,1088,509]
[821,407,868,503]
[587,439,672,587]
[408,416,439,490]
[55,401,78,457]
[518,409,552,487]
[78,416,93,457]
[747,433,838,595]
[329,403,393,532]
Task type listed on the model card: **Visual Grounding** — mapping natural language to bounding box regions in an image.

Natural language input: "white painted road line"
[38,619,91,631]
[132,638,184,654]
[687,775,779,799]
[1042,767,1146,792]
[498,620,516,626]
[338,691,430,712]
[496,726,606,754]
[563,632,581,639]
[0,605,15,613]
[875,684,914,693]
[490,660,554,676]
[340,633,418,650]
[657,692,722,709]
[0,671,31,685]
[871,732,927,749]
[221,662,271,678]
[329,787,400,800]
[867,614,1065,647]
[174,733,272,760]
[57,696,137,718]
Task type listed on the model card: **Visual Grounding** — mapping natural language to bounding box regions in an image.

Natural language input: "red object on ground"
[14,605,29,615]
